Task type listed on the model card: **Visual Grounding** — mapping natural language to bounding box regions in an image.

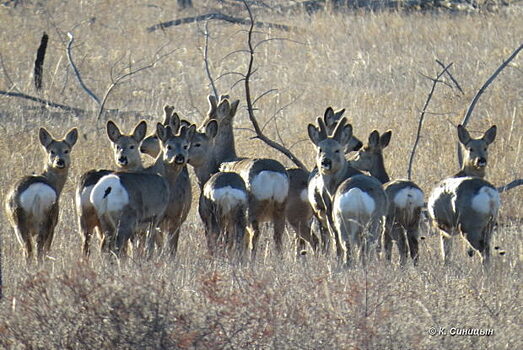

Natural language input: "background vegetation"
[0,1,521,348]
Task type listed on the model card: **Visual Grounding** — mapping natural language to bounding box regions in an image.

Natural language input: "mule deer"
[76,120,147,256]
[187,118,248,257]
[428,124,498,265]
[308,116,387,264]
[6,127,78,262]
[90,123,194,256]
[140,107,193,256]
[350,130,424,265]
[200,96,289,258]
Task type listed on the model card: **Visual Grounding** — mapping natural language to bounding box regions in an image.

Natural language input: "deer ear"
[106,120,122,143]
[132,120,147,143]
[156,123,168,142]
[205,119,218,139]
[368,130,380,147]
[380,130,392,149]
[185,124,196,141]
[482,125,497,145]
[170,112,181,133]
[39,127,54,148]
[230,99,240,117]
[64,128,78,147]
[308,124,321,146]
[457,124,471,145]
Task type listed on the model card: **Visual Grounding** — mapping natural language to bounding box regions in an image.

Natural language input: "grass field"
[0,1,522,348]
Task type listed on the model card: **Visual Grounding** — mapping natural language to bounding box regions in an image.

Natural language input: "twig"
[436,59,464,95]
[97,46,177,120]
[203,21,219,99]
[147,12,293,32]
[407,63,453,180]
[458,43,523,166]
[241,0,307,171]
[66,32,101,105]
[0,53,18,92]
[497,179,523,193]
[0,90,86,114]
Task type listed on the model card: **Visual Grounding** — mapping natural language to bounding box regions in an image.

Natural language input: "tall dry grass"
[0,1,522,348]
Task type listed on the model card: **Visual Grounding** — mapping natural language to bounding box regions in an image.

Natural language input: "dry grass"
[0,1,522,349]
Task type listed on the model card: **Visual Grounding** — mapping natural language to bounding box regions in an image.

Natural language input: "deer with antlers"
[308,114,388,264]
[90,122,194,256]
[6,127,78,262]
[197,95,289,258]
[427,124,499,265]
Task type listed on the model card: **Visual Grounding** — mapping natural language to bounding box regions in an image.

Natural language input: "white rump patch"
[20,183,56,217]
[300,188,308,203]
[393,187,424,209]
[428,177,466,216]
[472,186,500,215]
[334,188,376,217]
[79,185,94,209]
[90,174,129,216]
[250,171,289,203]
[205,185,247,214]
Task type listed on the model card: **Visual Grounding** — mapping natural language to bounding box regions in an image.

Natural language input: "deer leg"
[383,226,394,262]
[273,206,286,255]
[407,229,419,265]
[440,233,453,265]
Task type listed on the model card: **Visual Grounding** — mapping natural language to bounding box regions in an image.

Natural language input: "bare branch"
[497,179,523,193]
[66,32,101,105]
[0,90,86,114]
[97,46,177,120]
[252,88,277,106]
[147,12,293,33]
[407,63,453,180]
[0,53,19,92]
[241,0,307,171]
[436,59,464,95]
[458,43,523,166]
[203,21,219,99]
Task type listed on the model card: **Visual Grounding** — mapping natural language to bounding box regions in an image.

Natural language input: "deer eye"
[129,145,135,150]
[335,149,340,154]
[64,150,69,154]
[50,150,56,155]
[194,143,201,148]
[167,145,172,150]
[183,145,188,150]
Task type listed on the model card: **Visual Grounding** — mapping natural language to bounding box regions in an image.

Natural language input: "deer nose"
[174,154,186,164]
[321,158,332,170]
[118,156,128,165]
[55,159,65,168]
[476,157,487,167]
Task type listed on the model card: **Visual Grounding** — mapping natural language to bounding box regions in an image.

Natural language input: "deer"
[90,122,194,256]
[350,130,425,265]
[307,108,365,257]
[6,127,78,262]
[139,106,193,256]
[186,118,248,257]
[184,118,248,257]
[308,116,388,265]
[76,120,147,256]
[286,108,363,256]
[198,95,289,258]
[427,124,499,265]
